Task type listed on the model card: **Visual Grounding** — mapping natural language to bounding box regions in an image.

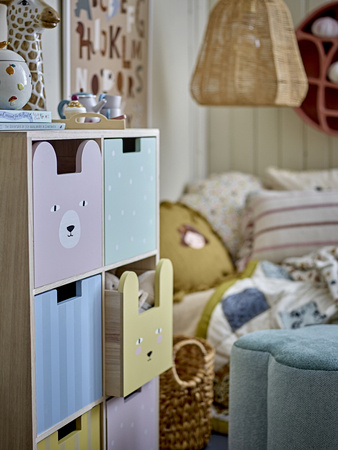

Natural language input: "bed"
[160,167,338,433]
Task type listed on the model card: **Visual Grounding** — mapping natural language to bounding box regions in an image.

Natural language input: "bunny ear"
[118,260,173,314]
[154,258,173,309]
[76,140,101,174]
[119,271,140,317]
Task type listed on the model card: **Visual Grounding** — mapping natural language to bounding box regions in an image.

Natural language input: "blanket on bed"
[196,247,338,433]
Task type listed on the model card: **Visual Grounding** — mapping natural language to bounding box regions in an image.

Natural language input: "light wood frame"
[0,128,161,450]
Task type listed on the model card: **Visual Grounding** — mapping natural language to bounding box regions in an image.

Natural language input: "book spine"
[0,122,65,130]
[0,110,52,123]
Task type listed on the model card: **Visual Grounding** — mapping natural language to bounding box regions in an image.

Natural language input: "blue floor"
[204,431,228,449]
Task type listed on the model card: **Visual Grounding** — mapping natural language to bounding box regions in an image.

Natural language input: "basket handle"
[171,338,209,388]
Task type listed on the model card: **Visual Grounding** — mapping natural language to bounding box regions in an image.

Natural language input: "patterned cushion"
[180,172,262,260]
[239,189,338,264]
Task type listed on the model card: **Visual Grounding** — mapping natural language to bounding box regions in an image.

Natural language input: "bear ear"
[76,140,101,174]
[32,141,58,179]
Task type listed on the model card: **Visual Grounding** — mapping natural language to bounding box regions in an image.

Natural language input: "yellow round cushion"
[160,202,235,301]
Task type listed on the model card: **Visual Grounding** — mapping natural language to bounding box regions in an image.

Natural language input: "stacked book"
[0,110,65,130]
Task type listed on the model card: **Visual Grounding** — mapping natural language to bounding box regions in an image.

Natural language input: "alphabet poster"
[63,1,150,127]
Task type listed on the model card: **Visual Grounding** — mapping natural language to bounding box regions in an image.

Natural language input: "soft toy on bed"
[160,201,236,301]
[105,271,155,313]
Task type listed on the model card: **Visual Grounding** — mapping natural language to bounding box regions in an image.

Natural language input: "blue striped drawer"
[104,137,157,265]
[34,275,102,435]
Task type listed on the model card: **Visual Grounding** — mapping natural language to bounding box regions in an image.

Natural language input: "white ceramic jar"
[311,17,338,38]
[0,45,32,109]
[328,61,338,83]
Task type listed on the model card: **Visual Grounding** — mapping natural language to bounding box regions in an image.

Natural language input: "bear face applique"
[32,140,102,288]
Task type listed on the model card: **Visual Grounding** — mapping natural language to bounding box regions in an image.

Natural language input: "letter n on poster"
[62,0,151,127]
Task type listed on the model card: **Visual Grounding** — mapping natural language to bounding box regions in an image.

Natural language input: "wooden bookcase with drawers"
[0,128,173,450]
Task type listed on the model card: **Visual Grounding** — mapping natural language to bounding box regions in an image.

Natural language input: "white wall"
[150,0,208,200]
[43,0,62,116]
[208,0,338,182]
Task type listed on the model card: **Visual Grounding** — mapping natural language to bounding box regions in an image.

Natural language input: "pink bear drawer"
[32,140,102,288]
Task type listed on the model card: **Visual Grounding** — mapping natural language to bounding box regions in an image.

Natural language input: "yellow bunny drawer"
[105,258,173,397]
[37,405,101,450]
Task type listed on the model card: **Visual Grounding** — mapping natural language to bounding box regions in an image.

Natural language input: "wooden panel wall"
[208,0,338,182]
[151,0,208,201]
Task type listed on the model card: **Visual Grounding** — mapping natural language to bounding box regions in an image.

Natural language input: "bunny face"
[118,260,173,396]
[134,324,164,359]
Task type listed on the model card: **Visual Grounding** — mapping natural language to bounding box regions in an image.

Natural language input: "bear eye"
[79,200,88,207]
[50,204,60,212]
[19,0,29,5]
[136,338,143,345]
[155,328,162,334]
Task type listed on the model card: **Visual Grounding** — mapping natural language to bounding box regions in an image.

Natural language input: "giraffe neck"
[8,25,46,110]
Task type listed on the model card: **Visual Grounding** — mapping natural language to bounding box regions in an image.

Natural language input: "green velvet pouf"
[229,325,338,450]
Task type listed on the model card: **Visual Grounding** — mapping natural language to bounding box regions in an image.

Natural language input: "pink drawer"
[106,378,158,450]
[32,140,102,288]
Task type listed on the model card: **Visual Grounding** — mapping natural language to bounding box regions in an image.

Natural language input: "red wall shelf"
[295,2,338,135]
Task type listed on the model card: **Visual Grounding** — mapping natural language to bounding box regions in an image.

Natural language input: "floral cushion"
[180,172,262,260]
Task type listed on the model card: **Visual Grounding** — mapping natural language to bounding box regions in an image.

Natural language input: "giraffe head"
[0,0,60,32]
[0,0,60,110]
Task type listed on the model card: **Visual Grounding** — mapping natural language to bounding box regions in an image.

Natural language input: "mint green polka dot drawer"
[104,137,157,265]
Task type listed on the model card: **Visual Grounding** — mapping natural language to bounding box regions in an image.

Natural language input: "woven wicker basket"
[191,0,308,106]
[159,335,215,450]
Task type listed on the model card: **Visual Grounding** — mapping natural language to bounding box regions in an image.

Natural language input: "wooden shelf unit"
[0,128,172,450]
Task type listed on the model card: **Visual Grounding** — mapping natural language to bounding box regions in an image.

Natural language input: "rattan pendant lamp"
[191,0,308,107]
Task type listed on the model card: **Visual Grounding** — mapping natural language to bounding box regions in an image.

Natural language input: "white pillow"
[239,189,338,264]
[265,167,338,191]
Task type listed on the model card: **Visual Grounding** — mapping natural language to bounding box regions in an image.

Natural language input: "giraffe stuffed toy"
[0,0,60,110]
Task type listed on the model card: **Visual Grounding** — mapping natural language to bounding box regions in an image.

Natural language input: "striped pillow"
[246,190,338,263]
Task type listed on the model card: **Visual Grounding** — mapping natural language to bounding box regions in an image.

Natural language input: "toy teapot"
[58,92,106,121]
[0,41,32,110]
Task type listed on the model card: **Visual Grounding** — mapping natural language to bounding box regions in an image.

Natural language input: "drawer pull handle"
[58,416,82,441]
[57,280,82,303]
[122,137,140,153]
[124,387,142,403]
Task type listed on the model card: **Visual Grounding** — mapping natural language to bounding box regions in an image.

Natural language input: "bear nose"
[147,351,152,358]
[67,225,75,233]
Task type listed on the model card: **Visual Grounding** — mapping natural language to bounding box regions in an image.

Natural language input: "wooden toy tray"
[53,112,126,129]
